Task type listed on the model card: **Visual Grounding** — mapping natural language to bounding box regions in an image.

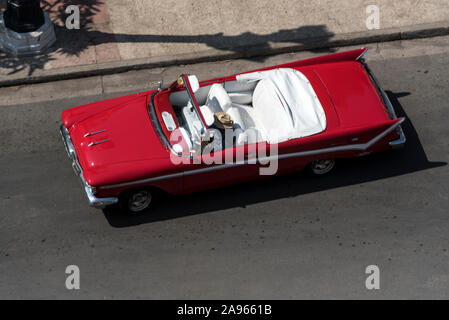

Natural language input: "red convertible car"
[60,48,406,214]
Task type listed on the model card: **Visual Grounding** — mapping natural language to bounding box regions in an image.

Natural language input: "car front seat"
[206,83,246,131]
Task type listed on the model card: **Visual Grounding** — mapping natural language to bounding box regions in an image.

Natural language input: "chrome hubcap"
[311,159,335,175]
[128,191,152,212]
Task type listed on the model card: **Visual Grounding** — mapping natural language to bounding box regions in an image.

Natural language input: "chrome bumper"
[361,59,406,149]
[59,125,119,209]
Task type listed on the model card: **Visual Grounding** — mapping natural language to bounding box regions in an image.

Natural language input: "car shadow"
[103,91,446,227]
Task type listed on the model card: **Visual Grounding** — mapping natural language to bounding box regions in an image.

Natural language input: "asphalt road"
[1,37,448,299]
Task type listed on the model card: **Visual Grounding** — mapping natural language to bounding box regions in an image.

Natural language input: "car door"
[182,143,260,194]
[267,138,323,177]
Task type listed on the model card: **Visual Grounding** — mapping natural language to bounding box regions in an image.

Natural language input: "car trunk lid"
[310,61,391,128]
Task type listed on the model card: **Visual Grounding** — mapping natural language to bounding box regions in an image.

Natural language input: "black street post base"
[0,0,56,56]
[3,0,44,33]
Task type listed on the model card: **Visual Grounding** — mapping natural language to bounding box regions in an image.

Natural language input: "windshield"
[151,75,208,155]
[178,75,207,133]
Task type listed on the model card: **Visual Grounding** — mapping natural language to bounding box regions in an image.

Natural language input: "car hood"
[70,95,169,172]
[307,61,390,128]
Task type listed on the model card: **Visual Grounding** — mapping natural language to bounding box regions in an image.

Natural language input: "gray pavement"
[1,1,449,87]
[0,36,448,299]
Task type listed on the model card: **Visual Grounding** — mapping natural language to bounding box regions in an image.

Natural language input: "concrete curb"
[1,21,449,87]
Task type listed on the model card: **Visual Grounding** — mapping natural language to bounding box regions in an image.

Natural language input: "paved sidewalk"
[0,0,449,86]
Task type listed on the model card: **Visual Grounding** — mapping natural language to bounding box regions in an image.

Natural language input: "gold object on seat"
[214,112,234,130]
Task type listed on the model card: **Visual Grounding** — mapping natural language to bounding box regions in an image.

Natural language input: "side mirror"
[188,75,200,93]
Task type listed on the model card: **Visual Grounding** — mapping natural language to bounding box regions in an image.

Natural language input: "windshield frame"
[148,91,173,152]
[180,74,209,132]
[149,74,209,156]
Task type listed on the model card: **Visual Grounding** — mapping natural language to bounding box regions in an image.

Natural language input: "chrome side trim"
[360,59,406,148]
[100,120,404,190]
[100,163,247,190]
[60,125,118,209]
[88,139,112,147]
[356,48,369,61]
[261,119,404,164]
[84,130,107,138]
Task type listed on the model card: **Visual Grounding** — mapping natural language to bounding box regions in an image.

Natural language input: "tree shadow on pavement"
[89,25,337,55]
[1,0,336,76]
[103,91,447,228]
[1,0,102,75]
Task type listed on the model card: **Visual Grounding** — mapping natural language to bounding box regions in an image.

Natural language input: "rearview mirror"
[188,75,200,93]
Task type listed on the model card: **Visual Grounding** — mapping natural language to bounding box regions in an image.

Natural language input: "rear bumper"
[59,125,119,209]
[360,59,406,149]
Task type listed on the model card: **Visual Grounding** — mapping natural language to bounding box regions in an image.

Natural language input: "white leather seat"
[205,83,264,145]
[206,83,246,131]
[228,90,253,105]
[200,105,215,126]
[249,68,327,143]
[205,83,230,114]
[253,78,292,142]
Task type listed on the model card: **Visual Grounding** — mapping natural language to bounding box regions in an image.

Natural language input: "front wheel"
[310,159,336,175]
[119,188,153,215]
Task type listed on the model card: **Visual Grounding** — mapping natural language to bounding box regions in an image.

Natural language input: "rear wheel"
[120,188,153,215]
[310,159,336,175]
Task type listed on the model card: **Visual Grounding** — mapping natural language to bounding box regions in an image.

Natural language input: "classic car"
[60,48,406,214]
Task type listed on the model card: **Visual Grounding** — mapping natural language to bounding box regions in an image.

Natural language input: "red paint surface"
[61,48,403,198]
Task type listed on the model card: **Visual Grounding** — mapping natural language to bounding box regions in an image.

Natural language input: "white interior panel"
[241,68,327,143]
